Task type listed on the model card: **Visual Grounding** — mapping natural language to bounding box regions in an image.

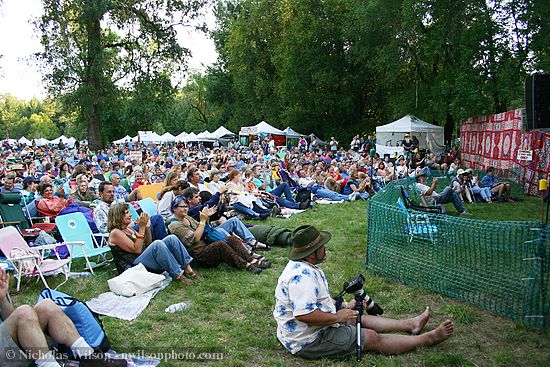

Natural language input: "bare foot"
[176,275,195,285]
[425,319,454,346]
[411,306,430,335]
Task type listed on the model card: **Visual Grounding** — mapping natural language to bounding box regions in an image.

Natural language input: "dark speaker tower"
[525,73,550,131]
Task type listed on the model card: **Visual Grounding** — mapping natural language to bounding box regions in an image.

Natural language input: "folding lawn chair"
[399,186,443,214]
[397,198,438,244]
[55,212,111,273]
[138,183,164,203]
[0,226,78,291]
[0,193,56,235]
[128,203,140,221]
[138,198,157,217]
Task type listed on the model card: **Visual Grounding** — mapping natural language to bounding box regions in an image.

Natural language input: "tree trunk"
[444,110,454,147]
[84,4,104,150]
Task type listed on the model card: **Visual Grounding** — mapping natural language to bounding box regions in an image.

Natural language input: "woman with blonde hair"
[108,203,200,284]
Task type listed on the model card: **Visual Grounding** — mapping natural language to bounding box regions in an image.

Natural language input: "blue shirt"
[481,174,498,188]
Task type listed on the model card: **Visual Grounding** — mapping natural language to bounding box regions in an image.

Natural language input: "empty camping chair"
[396,197,438,244]
[55,212,111,273]
[0,226,76,291]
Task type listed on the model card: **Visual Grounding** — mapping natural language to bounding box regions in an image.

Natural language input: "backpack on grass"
[38,288,110,353]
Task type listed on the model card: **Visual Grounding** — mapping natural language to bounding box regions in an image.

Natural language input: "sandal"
[245,263,262,274]
[251,258,271,269]
[250,240,271,252]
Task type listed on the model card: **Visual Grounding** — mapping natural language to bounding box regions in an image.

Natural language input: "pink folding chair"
[0,226,77,291]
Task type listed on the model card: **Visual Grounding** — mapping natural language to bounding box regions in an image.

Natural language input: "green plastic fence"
[366,178,549,330]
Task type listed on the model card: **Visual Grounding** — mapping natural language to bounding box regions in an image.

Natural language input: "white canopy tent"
[2,139,18,146]
[283,127,304,138]
[159,132,176,143]
[49,135,76,147]
[18,137,33,145]
[34,138,50,146]
[195,130,215,142]
[375,144,405,158]
[183,132,198,143]
[175,132,188,141]
[376,115,445,156]
[239,121,285,136]
[211,126,236,140]
[113,135,134,144]
[138,131,163,143]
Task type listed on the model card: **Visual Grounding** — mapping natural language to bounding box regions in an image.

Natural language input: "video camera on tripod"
[334,274,384,361]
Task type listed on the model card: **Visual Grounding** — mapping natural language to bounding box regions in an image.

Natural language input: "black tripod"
[353,292,365,361]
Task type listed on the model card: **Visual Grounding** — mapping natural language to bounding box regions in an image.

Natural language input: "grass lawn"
[11,186,549,366]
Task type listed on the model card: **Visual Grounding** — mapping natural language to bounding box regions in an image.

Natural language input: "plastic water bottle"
[164,302,188,313]
[69,272,92,278]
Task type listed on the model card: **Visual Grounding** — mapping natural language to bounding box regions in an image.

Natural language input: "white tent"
[175,132,188,141]
[159,132,176,143]
[376,115,445,155]
[138,131,162,143]
[3,139,18,146]
[283,127,304,138]
[195,130,215,141]
[49,135,72,145]
[34,138,50,146]
[18,136,32,145]
[113,135,133,144]
[239,121,285,136]
[183,132,198,143]
[66,137,76,147]
[211,126,236,140]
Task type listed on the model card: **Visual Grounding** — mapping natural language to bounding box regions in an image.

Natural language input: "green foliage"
[0,94,61,140]
[36,0,206,148]
[207,0,549,143]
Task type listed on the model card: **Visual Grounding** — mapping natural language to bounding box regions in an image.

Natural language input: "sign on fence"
[128,151,142,163]
[517,149,533,161]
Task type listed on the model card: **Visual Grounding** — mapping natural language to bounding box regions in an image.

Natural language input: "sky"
[0,0,218,101]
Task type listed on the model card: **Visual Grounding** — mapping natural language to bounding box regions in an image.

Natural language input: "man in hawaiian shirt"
[274,225,454,359]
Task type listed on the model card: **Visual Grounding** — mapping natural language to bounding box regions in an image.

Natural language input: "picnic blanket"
[87,274,171,321]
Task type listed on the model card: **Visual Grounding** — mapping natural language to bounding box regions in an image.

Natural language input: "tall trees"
[210,0,548,143]
[36,0,205,149]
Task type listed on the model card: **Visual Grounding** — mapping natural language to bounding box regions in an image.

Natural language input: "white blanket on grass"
[87,274,171,321]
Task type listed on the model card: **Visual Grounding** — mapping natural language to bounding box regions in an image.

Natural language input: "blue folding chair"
[397,197,438,244]
[128,203,140,221]
[55,212,111,273]
[138,198,157,217]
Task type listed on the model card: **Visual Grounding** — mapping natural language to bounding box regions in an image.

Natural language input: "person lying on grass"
[108,203,201,285]
[274,224,454,359]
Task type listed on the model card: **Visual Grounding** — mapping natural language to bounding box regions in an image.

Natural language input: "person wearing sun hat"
[451,168,474,203]
[464,168,493,203]
[274,225,454,359]
[415,172,470,216]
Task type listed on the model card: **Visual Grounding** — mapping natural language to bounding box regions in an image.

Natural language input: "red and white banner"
[460,109,550,195]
